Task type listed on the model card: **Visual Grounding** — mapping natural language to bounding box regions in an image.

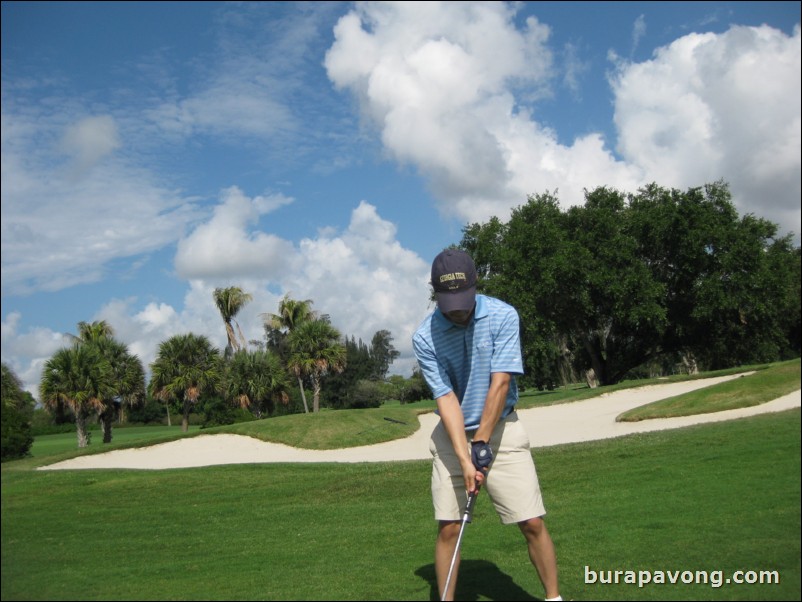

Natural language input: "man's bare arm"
[436,391,479,492]
[473,372,511,445]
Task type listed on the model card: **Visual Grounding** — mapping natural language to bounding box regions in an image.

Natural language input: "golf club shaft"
[441,488,479,601]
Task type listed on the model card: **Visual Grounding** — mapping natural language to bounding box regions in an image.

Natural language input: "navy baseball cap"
[431,249,478,314]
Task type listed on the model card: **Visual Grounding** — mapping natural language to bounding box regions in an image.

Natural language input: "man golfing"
[412,249,562,601]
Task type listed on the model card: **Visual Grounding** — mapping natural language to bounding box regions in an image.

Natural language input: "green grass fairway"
[2,409,799,601]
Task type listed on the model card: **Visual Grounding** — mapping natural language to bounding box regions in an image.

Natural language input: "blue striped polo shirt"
[412,294,524,430]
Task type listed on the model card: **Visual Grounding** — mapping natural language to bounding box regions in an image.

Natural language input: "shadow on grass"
[415,560,540,601]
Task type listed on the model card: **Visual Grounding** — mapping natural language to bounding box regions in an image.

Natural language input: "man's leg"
[436,520,461,600]
[518,517,560,599]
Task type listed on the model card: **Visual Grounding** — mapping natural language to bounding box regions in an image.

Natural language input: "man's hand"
[471,440,493,472]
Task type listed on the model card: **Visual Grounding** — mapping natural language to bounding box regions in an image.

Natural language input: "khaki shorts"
[429,412,546,525]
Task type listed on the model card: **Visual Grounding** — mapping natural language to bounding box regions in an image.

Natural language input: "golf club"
[441,486,480,601]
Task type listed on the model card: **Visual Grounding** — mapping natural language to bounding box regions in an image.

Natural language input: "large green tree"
[562,186,668,384]
[287,318,347,413]
[213,287,253,358]
[462,181,800,386]
[629,181,800,369]
[148,334,222,432]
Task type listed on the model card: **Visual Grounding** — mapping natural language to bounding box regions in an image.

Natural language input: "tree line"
[461,181,800,389]
[2,293,414,457]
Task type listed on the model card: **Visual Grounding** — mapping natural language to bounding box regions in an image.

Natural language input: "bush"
[127,397,168,425]
[348,380,384,409]
[200,396,255,428]
[399,370,431,403]
[1,400,34,461]
[1,363,35,461]
[29,408,74,435]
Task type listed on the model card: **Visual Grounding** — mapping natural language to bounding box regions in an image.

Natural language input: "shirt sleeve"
[412,330,453,400]
[490,305,524,375]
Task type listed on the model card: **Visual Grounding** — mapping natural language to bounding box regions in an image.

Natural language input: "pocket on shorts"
[430,421,454,459]
[429,422,441,456]
[498,417,531,454]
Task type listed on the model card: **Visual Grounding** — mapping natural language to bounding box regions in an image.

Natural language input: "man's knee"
[518,516,546,538]
[438,520,461,542]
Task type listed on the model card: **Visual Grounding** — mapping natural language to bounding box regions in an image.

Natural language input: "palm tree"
[287,318,347,413]
[93,337,146,442]
[70,320,115,343]
[261,294,318,413]
[263,293,317,333]
[40,346,115,448]
[44,320,116,427]
[223,350,291,418]
[67,320,146,442]
[148,333,222,432]
[213,287,253,358]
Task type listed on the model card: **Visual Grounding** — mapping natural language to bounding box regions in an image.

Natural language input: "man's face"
[443,306,474,326]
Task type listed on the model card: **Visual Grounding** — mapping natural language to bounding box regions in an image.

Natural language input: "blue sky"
[2,1,800,398]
